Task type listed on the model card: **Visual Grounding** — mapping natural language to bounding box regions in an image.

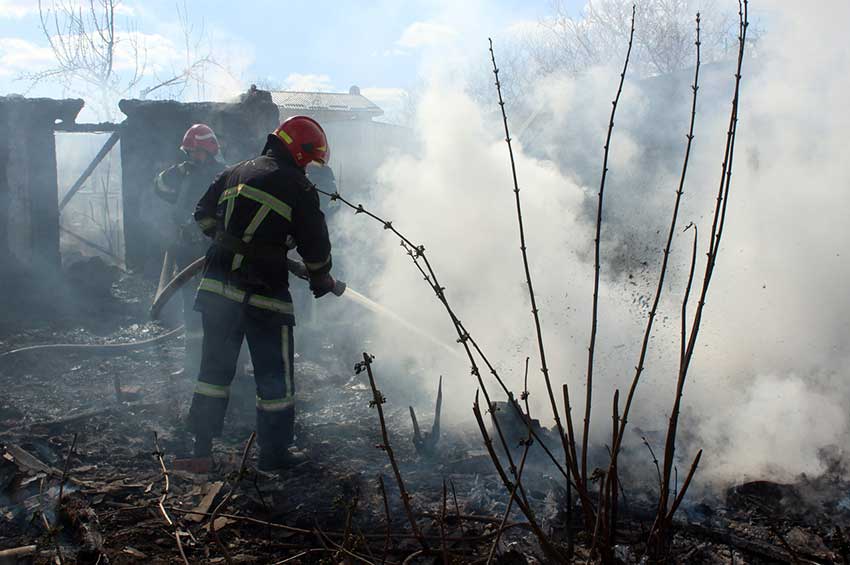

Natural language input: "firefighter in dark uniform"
[154,124,226,375]
[188,116,337,471]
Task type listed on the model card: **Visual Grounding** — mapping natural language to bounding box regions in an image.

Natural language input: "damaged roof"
[270,86,383,120]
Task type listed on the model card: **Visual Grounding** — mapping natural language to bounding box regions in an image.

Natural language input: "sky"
[0,0,585,119]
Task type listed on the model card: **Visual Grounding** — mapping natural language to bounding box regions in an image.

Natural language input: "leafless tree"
[538,0,746,76]
[489,0,757,97]
[25,0,143,119]
[139,0,221,101]
[26,0,222,119]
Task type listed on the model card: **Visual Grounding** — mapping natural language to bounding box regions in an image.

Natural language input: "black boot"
[258,447,308,472]
[194,434,212,458]
[173,434,213,474]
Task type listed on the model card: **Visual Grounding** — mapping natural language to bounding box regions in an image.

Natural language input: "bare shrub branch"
[583,0,636,493]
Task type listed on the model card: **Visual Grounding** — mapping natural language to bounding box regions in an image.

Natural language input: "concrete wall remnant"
[0,95,84,277]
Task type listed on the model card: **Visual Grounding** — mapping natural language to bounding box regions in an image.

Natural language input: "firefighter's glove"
[309,273,336,299]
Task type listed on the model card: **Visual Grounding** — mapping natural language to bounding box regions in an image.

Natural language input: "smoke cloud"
[329,0,850,485]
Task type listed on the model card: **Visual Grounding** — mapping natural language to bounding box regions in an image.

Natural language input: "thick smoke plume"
[329,0,850,486]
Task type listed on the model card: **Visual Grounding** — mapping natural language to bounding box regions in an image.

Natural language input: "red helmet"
[273,116,329,168]
[180,124,222,159]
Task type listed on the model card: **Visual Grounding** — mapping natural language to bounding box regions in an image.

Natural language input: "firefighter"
[154,124,226,376]
[187,116,336,471]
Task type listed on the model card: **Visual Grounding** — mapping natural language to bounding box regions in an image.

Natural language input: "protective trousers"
[187,300,296,453]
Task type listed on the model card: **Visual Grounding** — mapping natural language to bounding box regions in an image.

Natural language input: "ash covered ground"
[1,267,849,564]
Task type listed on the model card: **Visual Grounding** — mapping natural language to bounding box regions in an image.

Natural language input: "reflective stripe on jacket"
[193,141,332,324]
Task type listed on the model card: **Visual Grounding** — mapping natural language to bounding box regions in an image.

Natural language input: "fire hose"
[149,256,346,320]
[0,326,186,359]
[0,258,345,359]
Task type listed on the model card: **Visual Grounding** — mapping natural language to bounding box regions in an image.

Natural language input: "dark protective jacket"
[193,137,332,325]
[155,159,224,232]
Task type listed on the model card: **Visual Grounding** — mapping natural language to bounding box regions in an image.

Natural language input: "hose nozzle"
[286,258,346,297]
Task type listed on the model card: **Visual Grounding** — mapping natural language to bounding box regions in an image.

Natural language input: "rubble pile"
[1,276,848,564]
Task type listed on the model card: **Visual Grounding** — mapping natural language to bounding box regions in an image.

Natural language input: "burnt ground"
[1,267,849,564]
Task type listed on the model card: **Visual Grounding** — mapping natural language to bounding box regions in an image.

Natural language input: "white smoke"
[686,0,850,481]
[699,374,848,482]
[332,0,850,485]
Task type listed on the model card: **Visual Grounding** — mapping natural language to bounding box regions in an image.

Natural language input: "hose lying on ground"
[2,253,347,360]
[0,255,198,360]
[0,325,185,359]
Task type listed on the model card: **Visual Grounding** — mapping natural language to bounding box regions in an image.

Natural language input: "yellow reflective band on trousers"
[256,326,294,412]
[256,396,294,412]
[198,278,294,315]
[231,204,272,271]
[218,184,292,221]
[195,381,230,398]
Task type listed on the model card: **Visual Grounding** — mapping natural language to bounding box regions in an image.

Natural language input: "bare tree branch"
[26,0,223,116]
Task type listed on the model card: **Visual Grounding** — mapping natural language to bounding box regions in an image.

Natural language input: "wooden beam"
[54,121,121,133]
[0,545,38,560]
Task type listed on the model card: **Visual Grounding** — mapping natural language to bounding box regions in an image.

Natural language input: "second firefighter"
[154,124,226,375]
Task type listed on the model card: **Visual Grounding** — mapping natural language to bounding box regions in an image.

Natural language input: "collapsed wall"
[0,95,84,278]
[118,87,279,273]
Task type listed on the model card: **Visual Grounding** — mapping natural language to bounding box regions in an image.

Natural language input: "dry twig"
[609,9,703,500]
[584,2,637,494]
[58,433,78,504]
[609,12,702,523]
[209,431,256,565]
[37,476,65,565]
[361,353,429,552]
[378,474,393,564]
[314,519,379,565]
[473,391,564,562]
[609,390,621,541]
[658,0,749,535]
[152,432,190,565]
[450,480,464,537]
[681,222,698,364]
[489,35,574,512]
[486,359,535,564]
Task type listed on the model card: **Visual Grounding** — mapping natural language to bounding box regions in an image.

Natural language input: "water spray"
[343,288,460,357]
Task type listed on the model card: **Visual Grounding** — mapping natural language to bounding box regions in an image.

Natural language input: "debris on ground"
[1,275,848,564]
